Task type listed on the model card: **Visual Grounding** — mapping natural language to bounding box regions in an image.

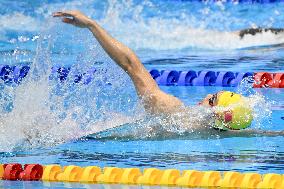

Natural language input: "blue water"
[0,0,284,188]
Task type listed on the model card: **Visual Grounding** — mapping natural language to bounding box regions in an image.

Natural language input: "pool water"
[0,0,284,188]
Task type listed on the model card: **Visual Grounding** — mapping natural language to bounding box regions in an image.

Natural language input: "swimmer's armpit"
[53,10,184,114]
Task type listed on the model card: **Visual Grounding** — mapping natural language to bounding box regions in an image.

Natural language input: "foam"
[0,0,275,151]
[0,20,140,151]
[0,13,40,32]
[237,78,272,129]
[1,0,284,50]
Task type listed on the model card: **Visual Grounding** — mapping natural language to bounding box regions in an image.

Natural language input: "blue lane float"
[12,66,30,84]
[83,68,96,84]
[0,65,30,84]
[150,69,254,87]
[177,70,197,86]
[215,71,236,87]
[230,72,254,87]
[158,70,180,85]
[192,71,217,86]
[0,65,257,87]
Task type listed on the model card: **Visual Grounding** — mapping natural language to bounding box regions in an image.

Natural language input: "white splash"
[0,18,140,151]
[0,13,40,32]
[1,0,284,50]
[237,78,272,129]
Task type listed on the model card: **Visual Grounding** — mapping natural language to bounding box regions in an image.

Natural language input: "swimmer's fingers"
[52,12,76,25]
[62,18,75,25]
[53,11,91,28]
[52,11,75,18]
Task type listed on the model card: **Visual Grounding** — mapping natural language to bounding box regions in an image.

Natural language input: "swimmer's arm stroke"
[53,10,184,114]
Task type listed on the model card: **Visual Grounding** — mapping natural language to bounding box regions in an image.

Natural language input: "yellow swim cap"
[214,91,253,130]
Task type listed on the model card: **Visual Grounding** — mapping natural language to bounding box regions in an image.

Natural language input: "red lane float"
[269,73,284,88]
[253,72,284,88]
[2,164,43,181]
[3,164,23,180]
[19,164,43,181]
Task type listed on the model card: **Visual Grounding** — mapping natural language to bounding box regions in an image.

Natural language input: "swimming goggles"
[208,93,218,106]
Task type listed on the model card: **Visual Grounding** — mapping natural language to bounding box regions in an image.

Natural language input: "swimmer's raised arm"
[53,10,184,114]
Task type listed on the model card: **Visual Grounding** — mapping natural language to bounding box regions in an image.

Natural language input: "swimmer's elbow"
[126,49,141,66]
[116,47,141,72]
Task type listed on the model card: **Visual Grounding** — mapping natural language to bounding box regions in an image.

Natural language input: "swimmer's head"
[199,91,253,130]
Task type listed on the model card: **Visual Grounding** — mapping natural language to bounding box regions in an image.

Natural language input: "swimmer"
[53,11,284,136]
[238,28,284,39]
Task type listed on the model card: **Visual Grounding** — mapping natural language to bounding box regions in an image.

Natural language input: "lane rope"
[150,69,284,88]
[0,164,283,188]
[0,65,283,88]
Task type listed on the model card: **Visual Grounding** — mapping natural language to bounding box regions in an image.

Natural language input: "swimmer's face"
[198,91,224,107]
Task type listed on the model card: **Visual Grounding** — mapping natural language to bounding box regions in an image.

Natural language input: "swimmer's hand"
[52,10,92,28]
